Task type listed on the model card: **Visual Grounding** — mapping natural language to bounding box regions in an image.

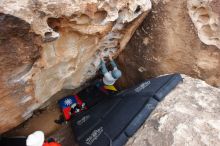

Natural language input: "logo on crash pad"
[77,115,91,126]
[85,127,103,145]
[135,81,151,92]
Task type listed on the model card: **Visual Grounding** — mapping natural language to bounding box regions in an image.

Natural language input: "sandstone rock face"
[117,0,220,89]
[188,0,220,49]
[126,75,220,146]
[0,0,151,133]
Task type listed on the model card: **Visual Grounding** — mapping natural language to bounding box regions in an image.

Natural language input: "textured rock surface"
[0,0,151,133]
[126,75,220,146]
[188,0,220,49]
[117,0,220,89]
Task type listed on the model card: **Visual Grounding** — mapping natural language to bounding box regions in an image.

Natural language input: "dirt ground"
[49,124,78,146]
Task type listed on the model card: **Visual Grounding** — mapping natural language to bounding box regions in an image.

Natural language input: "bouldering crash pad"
[71,73,182,146]
[0,137,26,146]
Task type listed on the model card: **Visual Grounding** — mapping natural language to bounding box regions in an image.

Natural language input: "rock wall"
[126,75,220,146]
[0,0,151,133]
[188,0,220,49]
[117,0,220,89]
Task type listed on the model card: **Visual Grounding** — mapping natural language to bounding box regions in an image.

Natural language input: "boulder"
[0,0,151,133]
[188,0,220,49]
[126,75,220,146]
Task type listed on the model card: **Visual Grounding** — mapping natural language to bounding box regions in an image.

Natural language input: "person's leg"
[100,60,108,74]
[110,60,118,69]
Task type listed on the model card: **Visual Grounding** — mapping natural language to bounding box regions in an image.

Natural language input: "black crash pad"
[72,96,122,141]
[117,73,182,101]
[71,73,182,146]
[77,84,109,108]
[0,137,26,146]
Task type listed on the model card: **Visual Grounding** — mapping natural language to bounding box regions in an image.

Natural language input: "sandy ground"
[50,124,78,146]
[5,105,61,137]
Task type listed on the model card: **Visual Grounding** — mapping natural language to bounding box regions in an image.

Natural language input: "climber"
[26,131,61,146]
[100,52,122,85]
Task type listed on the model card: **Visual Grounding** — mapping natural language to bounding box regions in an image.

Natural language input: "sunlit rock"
[0,0,151,133]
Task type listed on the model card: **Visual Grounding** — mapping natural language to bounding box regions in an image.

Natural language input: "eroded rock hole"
[47,17,61,32]
[196,7,208,15]
[135,5,141,13]
[198,14,210,23]
[191,6,197,10]
[201,25,214,37]
[44,32,52,37]
[93,11,107,24]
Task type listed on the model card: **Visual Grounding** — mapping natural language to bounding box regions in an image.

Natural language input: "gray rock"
[126,75,220,146]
